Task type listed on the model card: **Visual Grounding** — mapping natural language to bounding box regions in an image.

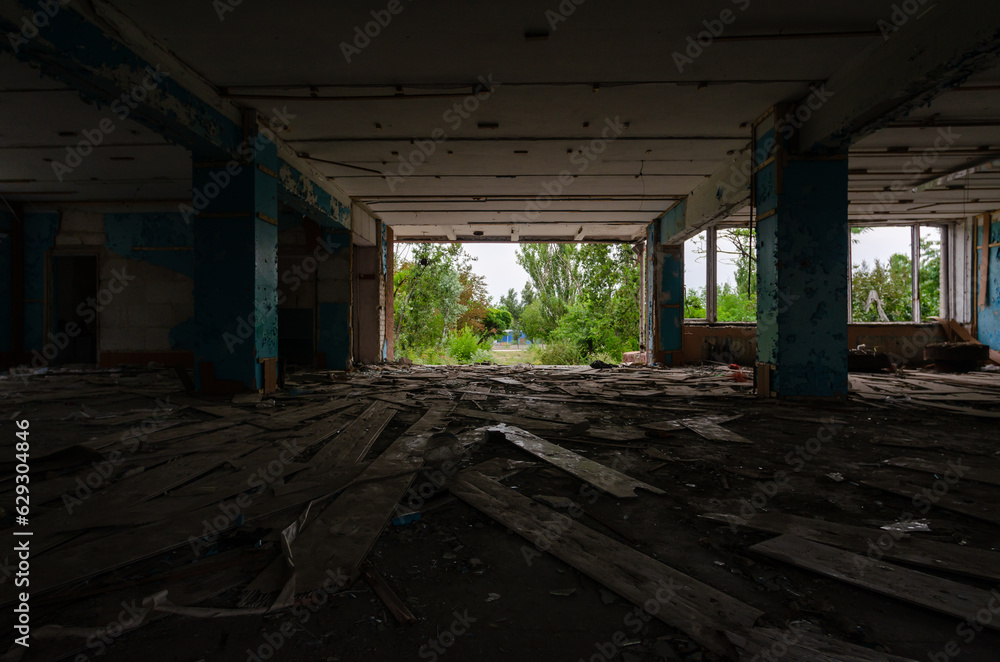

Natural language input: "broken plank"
[255,405,455,601]
[884,456,1000,488]
[453,407,574,432]
[494,424,663,498]
[296,401,396,475]
[451,470,761,658]
[679,416,751,444]
[751,535,1000,631]
[362,561,417,624]
[703,512,1000,583]
[863,477,1000,526]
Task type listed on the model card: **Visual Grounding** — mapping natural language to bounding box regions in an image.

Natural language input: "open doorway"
[50,254,98,364]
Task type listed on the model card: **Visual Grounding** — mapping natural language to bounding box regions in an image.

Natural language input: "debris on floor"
[2,362,999,661]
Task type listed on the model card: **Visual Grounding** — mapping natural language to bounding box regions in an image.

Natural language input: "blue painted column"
[754,115,849,398]
[650,215,684,365]
[191,127,279,390]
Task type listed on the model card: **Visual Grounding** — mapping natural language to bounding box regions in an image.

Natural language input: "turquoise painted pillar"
[191,123,279,390]
[651,213,684,365]
[754,112,849,398]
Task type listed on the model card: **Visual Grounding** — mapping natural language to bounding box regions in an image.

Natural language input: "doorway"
[50,254,98,364]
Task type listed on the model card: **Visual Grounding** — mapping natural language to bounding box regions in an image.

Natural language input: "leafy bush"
[470,348,494,364]
[529,339,584,365]
[447,327,491,363]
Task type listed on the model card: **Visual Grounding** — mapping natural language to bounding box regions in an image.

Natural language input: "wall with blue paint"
[977,212,1000,349]
[756,158,849,397]
[104,213,195,277]
[0,210,12,353]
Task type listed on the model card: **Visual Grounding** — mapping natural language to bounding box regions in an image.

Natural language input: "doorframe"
[46,247,101,364]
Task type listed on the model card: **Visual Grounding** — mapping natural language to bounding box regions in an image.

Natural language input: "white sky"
[461,243,531,303]
[409,228,934,305]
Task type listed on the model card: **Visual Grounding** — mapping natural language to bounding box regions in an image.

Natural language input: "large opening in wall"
[850,225,941,323]
[49,253,98,364]
[393,242,641,366]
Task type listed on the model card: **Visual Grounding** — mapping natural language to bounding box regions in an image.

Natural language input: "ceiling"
[1,0,999,241]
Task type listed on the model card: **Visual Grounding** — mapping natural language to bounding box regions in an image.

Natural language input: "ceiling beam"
[658,147,751,244]
[798,1,1000,153]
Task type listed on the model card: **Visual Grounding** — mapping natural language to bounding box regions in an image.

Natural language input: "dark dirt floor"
[2,365,1000,662]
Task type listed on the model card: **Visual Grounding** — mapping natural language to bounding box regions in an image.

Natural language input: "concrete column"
[754,113,849,398]
[191,125,279,391]
[649,215,684,365]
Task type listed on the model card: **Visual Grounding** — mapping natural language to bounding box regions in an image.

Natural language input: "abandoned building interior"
[3,1,1000,661]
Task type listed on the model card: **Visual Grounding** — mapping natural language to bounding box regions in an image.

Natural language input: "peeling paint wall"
[976,211,1000,349]
[756,155,850,398]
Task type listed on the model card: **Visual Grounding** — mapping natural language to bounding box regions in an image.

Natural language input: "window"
[849,224,942,323]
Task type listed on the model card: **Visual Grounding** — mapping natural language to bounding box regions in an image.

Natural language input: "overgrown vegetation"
[393,243,642,365]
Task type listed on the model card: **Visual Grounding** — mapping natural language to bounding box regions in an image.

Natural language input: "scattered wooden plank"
[680,416,751,444]
[703,512,1000,583]
[451,470,761,658]
[362,562,417,624]
[751,535,1000,632]
[493,424,664,498]
[863,477,1000,526]
[459,385,492,402]
[453,407,573,432]
[254,405,455,602]
[884,456,1000,488]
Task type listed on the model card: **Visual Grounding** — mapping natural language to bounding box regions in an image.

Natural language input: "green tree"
[393,244,468,355]
[481,307,513,341]
[516,244,581,329]
[498,289,522,320]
